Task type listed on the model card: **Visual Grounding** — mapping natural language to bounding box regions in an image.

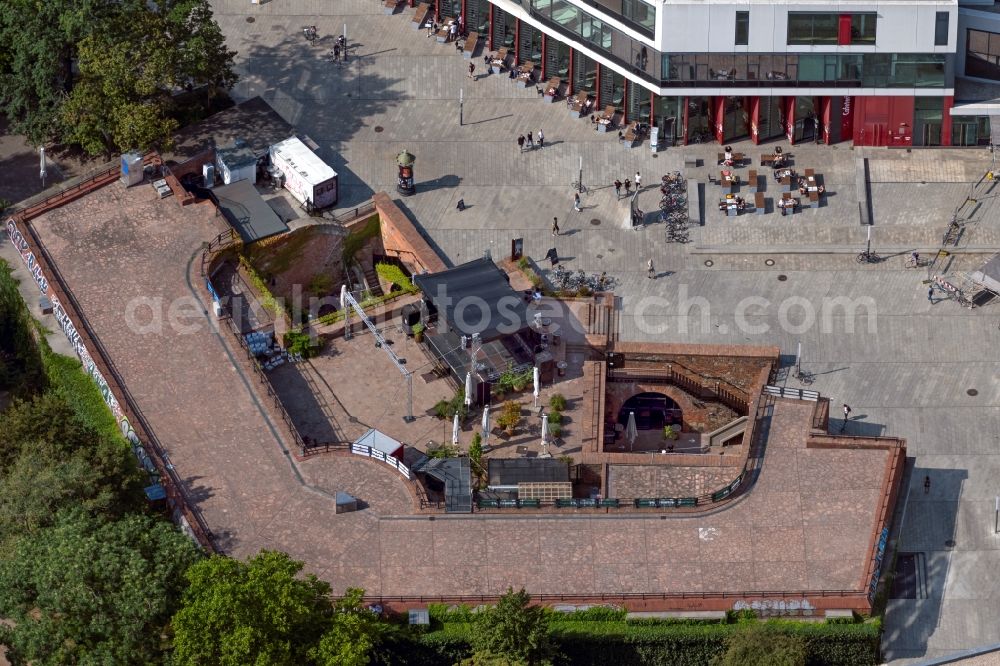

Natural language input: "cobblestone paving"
[608,464,738,499]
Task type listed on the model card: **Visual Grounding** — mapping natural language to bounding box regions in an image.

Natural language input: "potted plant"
[498,401,522,435]
[663,424,680,441]
[412,322,425,342]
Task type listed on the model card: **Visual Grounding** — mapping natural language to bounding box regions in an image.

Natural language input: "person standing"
[537,129,544,148]
[574,192,581,212]
[614,179,622,199]
[927,285,935,303]
[635,171,642,189]
[517,135,525,152]
[449,22,458,42]
[924,475,931,494]
[624,178,631,195]
[647,259,655,279]
[468,62,475,79]
[333,43,341,61]
[841,404,852,431]
[551,217,560,236]
[526,132,534,149]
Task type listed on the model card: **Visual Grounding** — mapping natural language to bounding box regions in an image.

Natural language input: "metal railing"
[607,365,749,413]
[332,200,375,224]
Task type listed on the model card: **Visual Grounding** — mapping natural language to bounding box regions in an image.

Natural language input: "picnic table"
[718,151,744,166]
[516,61,536,87]
[542,76,561,103]
[490,47,509,74]
[719,170,739,193]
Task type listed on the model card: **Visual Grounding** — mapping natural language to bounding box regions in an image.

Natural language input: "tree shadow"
[239,33,408,211]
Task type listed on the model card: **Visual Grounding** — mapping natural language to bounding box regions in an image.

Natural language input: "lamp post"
[39,147,46,189]
[459,88,464,127]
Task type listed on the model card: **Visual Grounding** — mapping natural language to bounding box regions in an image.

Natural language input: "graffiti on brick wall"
[733,598,815,615]
[6,218,49,294]
[867,527,890,602]
[5,218,160,484]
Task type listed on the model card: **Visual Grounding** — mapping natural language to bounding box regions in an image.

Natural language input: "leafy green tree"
[310,588,388,666]
[0,392,99,470]
[467,588,555,666]
[712,625,807,666]
[0,509,202,665]
[170,550,333,666]
[0,260,44,395]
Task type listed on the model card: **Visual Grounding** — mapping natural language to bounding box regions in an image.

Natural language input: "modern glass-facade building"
[424,0,978,146]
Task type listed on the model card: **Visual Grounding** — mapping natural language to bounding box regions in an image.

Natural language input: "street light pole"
[39,147,46,189]
[459,88,464,126]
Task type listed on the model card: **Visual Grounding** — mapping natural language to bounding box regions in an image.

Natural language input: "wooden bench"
[804,168,815,178]
[808,190,820,207]
[435,23,451,42]
[779,192,799,214]
[568,91,589,118]
[383,0,401,15]
[622,124,637,148]
[542,76,561,103]
[748,169,759,193]
[490,47,509,74]
[760,153,776,167]
[754,192,765,214]
[462,31,478,58]
[411,3,430,29]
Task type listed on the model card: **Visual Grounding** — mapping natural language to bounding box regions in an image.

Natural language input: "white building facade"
[432,0,982,145]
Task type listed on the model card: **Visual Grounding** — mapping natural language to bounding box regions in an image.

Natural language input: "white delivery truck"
[268,137,338,210]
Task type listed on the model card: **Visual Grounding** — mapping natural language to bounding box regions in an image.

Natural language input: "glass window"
[967,29,1000,81]
[862,54,891,87]
[551,0,580,31]
[788,13,870,45]
[935,12,949,47]
[891,54,945,88]
[623,0,655,34]
[851,14,876,45]
[798,55,825,82]
[735,11,749,46]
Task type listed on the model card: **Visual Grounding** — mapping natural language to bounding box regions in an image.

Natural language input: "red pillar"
[540,33,547,79]
[488,4,494,50]
[622,79,628,123]
[595,63,602,108]
[567,48,574,95]
[649,91,656,129]
[749,96,761,145]
[942,96,954,146]
[514,19,520,65]
[713,96,726,144]
[434,0,440,23]
[784,96,796,145]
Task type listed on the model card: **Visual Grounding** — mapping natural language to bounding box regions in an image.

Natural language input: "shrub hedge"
[376,617,881,666]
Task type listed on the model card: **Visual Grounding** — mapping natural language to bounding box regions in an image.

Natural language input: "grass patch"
[40,345,123,445]
[342,215,380,264]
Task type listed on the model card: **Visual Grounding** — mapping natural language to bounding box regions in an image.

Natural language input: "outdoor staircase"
[362,265,384,298]
[586,295,619,342]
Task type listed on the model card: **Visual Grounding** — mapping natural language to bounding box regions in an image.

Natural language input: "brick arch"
[605,382,702,433]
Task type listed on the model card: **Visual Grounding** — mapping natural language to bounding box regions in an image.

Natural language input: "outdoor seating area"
[542,77,561,103]
[516,61,536,87]
[705,145,825,217]
[490,47,509,74]
[462,31,478,58]
[569,91,592,118]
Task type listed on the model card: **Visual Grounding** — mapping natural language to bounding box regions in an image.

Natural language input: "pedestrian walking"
[635,171,641,189]
[537,129,544,148]
[927,285,935,303]
[614,180,622,198]
[517,135,525,152]
[574,192,581,212]
[468,62,475,79]
[450,22,458,42]
[526,132,534,149]
[427,21,436,38]
[551,217,560,236]
[924,475,931,494]
[483,53,491,67]
[841,404,851,431]
[647,259,655,279]
[332,43,340,61]
[624,178,631,195]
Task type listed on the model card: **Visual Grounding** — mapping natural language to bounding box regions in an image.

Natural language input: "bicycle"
[856,250,881,264]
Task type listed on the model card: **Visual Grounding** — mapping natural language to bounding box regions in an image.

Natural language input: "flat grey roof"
[211,180,288,244]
